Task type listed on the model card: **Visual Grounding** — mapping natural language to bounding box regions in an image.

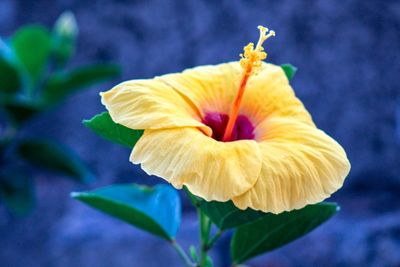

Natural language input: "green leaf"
[16,139,94,184]
[43,64,120,105]
[83,111,143,148]
[281,64,298,80]
[0,170,34,216]
[205,255,214,267]
[230,202,339,264]
[51,11,78,66]
[72,184,181,240]
[1,97,43,125]
[199,200,265,230]
[11,25,51,86]
[0,56,21,94]
[189,245,198,262]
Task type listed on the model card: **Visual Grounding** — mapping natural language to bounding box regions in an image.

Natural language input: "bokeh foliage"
[0,11,120,216]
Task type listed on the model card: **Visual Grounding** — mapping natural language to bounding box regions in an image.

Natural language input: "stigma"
[222,25,275,142]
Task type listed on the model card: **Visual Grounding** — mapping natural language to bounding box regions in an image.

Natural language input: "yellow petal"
[240,63,314,126]
[130,128,262,201]
[101,79,211,135]
[157,63,240,115]
[233,118,350,214]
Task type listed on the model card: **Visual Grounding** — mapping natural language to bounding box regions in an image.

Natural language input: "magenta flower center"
[202,112,255,142]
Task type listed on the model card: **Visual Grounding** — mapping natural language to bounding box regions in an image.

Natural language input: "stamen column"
[222,26,275,142]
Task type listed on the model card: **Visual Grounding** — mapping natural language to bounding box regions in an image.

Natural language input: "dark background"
[1,0,400,266]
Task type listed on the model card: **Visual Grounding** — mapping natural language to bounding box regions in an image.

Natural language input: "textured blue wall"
[1,1,400,266]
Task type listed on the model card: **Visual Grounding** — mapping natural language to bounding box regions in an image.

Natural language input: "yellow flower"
[101,26,350,214]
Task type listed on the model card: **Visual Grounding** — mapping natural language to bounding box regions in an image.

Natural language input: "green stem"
[205,230,223,251]
[198,209,211,266]
[171,240,196,267]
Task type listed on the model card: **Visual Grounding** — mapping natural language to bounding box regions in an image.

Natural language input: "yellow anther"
[239,25,275,75]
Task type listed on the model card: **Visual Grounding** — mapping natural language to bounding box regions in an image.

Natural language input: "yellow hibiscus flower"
[101,26,350,214]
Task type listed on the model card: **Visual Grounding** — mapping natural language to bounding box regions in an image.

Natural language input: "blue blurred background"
[1,0,400,266]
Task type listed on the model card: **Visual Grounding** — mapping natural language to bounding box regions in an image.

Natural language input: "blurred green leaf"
[230,202,339,264]
[43,64,120,105]
[281,64,298,80]
[0,56,21,94]
[17,139,94,184]
[189,245,198,263]
[0,170,34,216]
[11,25,51,86]
[52,11,78,67]
[72,184,181,240]
[205,255,214,267]
[199,200,265,230]
[83,111,143,148]
[1,97,43,125]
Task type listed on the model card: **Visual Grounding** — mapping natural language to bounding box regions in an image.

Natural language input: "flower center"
[203,112,255,142]
[221,25,275,142]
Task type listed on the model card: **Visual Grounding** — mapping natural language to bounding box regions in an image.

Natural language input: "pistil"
[222,26,275,142]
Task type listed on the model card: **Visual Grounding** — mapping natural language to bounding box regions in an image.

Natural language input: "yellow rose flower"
[101,26,350,214]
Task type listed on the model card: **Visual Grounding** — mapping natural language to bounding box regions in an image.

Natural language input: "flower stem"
[198,208,212,266]
[205,230,223,251]
[171,239,196,267]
